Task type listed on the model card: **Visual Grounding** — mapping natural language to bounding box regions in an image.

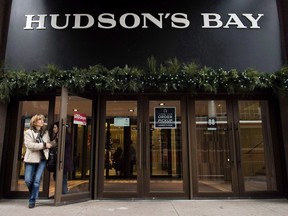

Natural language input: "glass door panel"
[10,101,49,193]
[238,100,277,192]
[103,101,138,193]
[54,90,92,203]
[148,100,183,192]
[194,99,277,196]
[195,100,233,193]
[101,98,186,198]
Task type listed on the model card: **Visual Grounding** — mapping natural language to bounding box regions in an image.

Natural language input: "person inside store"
[50,121,74,194]
[23,114,54,209]
[113,146,124,175]
[129,144,136,177]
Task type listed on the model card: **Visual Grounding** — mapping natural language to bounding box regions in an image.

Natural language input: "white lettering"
[119,13,140,29]
[242,13,264,29]
[223,13,246,28]
[142,13,164,29]
[24,14,47,30]
[50,14,70,29]
[23,12,264,30]
[171,13,190,28]
[72,14,94,29]
[202,13,264,29]
[201,13,223,28]
[74,114,86,120]
[98,13,116,29]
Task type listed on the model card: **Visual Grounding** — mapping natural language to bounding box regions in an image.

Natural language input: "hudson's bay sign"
[24,13,264,30]
[5,0,281,72]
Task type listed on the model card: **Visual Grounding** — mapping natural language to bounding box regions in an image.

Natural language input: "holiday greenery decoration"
[0,57,288,103]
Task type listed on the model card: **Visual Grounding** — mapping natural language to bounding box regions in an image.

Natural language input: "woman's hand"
[45,143,53,149]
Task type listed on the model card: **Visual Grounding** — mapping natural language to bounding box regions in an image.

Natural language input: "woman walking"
[50,122,74,194]
[23,114,53,208]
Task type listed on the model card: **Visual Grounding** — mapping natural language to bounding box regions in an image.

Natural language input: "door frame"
[231,99,280,197]
[97,95,139,198]
[54,87,94,204]
[142,95,189,199]
[1,92,284,200]
[97,94,189,199]
[189,97,239,198]
[190,94,283,198]
[1,95,55,199]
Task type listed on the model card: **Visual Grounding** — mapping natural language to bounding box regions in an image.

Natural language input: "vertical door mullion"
[227,99,241,196]
[54,87,68,204]
[188,98,196,198]
[137,97,145,197]
[140,96,150,196]
[231,99,245,196]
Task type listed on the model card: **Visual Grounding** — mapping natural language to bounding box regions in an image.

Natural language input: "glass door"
[102,100,138,196]
[235,100,277,195]
[54,88,93,204]
[7,100,50,197]
[145,100,187,198]
[194,100,234,195]
[100,97,188,199]
[193,99,278,197]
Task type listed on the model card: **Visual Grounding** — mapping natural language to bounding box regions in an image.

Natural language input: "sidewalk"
[0,199,288,216]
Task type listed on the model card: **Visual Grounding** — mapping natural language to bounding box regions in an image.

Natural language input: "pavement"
[0,198,288,216]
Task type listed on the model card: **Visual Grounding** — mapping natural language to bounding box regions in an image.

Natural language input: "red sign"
[73,112,87,125]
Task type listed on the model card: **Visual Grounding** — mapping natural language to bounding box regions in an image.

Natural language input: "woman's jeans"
[24,160,46,204]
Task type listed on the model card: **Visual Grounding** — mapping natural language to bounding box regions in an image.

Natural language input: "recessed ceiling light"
[128,109,134,112]
[73,109,78,112]
[159,103,165,106]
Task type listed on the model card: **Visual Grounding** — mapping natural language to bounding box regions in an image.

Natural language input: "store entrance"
[54,88,93,204]
[98,96,189,199]
[3,95,280,201]
[3,90,93,204]
[193,100,278,197]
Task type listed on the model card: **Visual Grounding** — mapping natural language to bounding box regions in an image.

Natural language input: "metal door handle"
[146,122,148,170]
[234,122,239,131]
[58,118,66,170]
[139,122,142,169]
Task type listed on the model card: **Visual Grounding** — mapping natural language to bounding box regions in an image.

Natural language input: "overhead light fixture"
[73,109,78,112]
[159,103,165,106]
[128,109,134,112]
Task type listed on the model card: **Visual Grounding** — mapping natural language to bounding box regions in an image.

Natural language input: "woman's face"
[53,124,59,134]
[34,118,44,128]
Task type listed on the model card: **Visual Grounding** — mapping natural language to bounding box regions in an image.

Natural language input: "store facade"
[0,0,288,204]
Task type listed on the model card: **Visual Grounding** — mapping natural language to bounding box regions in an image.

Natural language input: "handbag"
[46,146,57,172]
[36,132,46,160]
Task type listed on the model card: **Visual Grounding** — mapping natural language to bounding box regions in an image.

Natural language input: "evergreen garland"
[0,58,287,103]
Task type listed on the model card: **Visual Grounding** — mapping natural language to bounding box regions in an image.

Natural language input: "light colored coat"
[23,128,51,163]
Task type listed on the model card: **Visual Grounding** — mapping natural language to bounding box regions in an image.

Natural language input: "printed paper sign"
[154,107,176,129]
[114,117,130,127]
[73,112,87,125]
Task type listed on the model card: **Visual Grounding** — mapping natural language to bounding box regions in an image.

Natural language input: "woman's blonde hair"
[30,114,46,128]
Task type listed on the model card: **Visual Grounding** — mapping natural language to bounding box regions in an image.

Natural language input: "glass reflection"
[238,101,277,191]
[149,100,183,192]
[195,100,232,193]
